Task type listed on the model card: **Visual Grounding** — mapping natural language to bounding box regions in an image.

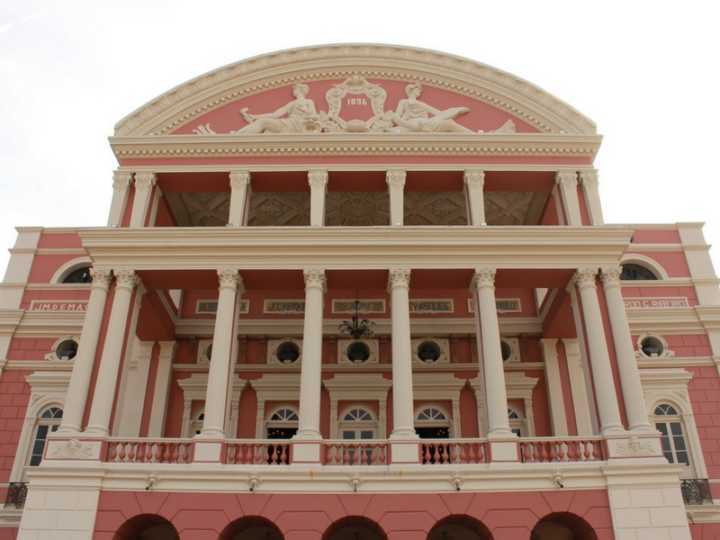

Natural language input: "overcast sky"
[2,1,720,276]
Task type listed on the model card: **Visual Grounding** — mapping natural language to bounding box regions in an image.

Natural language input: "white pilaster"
[562,338,594,436]
[541,338,568,436]
[464,169,486,226]
[129,172,156,228]
[58,268,112,433]
[678,223,720,305]
[115,338,154,437]
[601,267,653,432]
[147,341,176,437]
[556,171,582,226]
[0,227,41,310]
[579,169,604,225]
[228,170,251,227]
[107,170,132,227]
[199,269,242,438]
[573,268,624,435]
[308,170,328,226]
[386,170,406,226]
[85,269,138,435]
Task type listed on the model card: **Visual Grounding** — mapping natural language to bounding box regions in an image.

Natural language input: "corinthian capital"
[113,268,138,290]
[90,267,112,290]
[388,268,411,289]
[555,171,578,188]
[463,169,485,188]
[112,170,132,191]
[303,268,326,290]
[217,268,242,291]
[386,170,406,190]
[574,267,598,290]
[579,169,598,188]
[229,170,251,190]
[600,266,622,288]
[134,172,156,190]
[307,170,328,190]
[471,267,496,290]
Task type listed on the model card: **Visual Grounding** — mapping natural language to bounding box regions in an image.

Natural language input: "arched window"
[415,406,450,439]
[653,403,690,467]
[620,263,658,281]
[531,512,598,540]
[221,517,284,540]
[508,407,525,436]
[28,407,63,466]
[428,516,492,540]
[62,266,92,284]
[340,407,376,440]
[115,514,180,540]
[266,407,299,439]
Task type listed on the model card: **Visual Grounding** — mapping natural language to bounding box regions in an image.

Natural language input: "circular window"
[276,341,300,364]
[62,266,92,284]
[417,340,441,363]
[641,336,665,357]
[501,340,513,362]
[55,339,78,360]
[346,341,371,363]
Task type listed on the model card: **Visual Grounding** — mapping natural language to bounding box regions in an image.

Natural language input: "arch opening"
[323,516,387,540]
[530,512,597,540]
[428,516,493,540]
[114,514,179,540]
[220,516,284,540]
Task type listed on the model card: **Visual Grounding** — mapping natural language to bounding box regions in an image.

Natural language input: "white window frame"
[26,406,63,468]
[265,406,299,438]
[652,401,694,478]
[196,339,213,364]
[337,338,379,365]
[411,338,450,366]
[50,257,93,285]
[44,335,80,362]
[636,333,675,359]
[415,404,452,437]
[508,406,525,437]
[266,338,303,366]
[620,254,669,280]
[338,405,377,440]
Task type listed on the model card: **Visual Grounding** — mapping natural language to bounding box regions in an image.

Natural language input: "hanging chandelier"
[338,299,375,339]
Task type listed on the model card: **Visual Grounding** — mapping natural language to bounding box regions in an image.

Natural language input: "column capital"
[303,268,326,291]
[471,267,496,290]
[386,169,407,189]
[113,268,138,291]
[134,172,157,189]
[464,169,485,187]
[89,268,113,291]
[600,266,622,288]
[573,267,598,290]
[579,168,598,187]
[308,169,329,189]
[555,171,578,187]
[229,170,251,189]
[217,268,243,292]
[388,268,411,289]
[112,170,133,190]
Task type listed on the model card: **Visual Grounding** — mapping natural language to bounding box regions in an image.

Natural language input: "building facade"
[1,44,719,539]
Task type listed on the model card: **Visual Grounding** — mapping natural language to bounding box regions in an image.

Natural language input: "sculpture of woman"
[234,83,321,134]
[391,83,473,133]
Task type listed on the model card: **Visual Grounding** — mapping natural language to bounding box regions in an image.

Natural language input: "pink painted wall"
[691,523,720,539]
[7,337,56,360]
[94,489,614,539]
[631,229,681,244]
[0,369,31,502]
[688,366,720,478]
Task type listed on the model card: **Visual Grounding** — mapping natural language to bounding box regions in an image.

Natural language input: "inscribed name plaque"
[196,299,249,314]
[623,297,689,310]
[409,299,454,314]
[263,299,306,314]
[29,301,87,312]
[467,298,522,313]
[332,299,386,314]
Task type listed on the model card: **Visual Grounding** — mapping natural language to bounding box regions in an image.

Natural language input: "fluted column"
[108,171,132,227]
[601,266,653,432]
[388,268,417,438]
[129,172,156,227]
[574,268,624,435]
[386,170,406,226]
[85,269,139,435]
[464,170,486,226]
[58,268,112,433]
[580,169,604,225]
[228,170,251,227]
[556,171,582,226]
[199,269,242,438]
[308,170,328,226]
[472,268,513,438]
[296,269,326,439]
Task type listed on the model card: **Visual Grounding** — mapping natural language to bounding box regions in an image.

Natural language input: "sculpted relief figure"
[389,83,473,133]
[234,83,323,134]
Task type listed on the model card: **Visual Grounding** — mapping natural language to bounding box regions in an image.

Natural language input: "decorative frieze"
[196,299,250,314]
[409,299,454,314]
[264,299,306,314]
[332,299,386,314]
[624,297,689,309]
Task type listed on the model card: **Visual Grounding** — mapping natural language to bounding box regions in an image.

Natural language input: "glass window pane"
[670,423,683,436]
[663,451,675,463]
[676,451,690,465]
[36,425,49,439]
[673,436,687,451]
[342,431,356,439]
[656,423,668,435]
[29,454,42,466]
[360,431,374,439]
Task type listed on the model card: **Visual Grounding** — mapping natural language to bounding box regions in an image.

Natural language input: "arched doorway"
[531,513,598,540]
[114,514,179,540]
[220,517,284,540]
[428,516,492,540]
[323,516,387,540]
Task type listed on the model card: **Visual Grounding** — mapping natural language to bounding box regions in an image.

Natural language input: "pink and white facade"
[1,44,719,539]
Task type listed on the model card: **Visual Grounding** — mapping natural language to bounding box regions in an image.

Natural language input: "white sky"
[2,1,720,276]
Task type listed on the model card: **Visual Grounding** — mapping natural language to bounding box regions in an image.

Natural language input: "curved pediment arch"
[114,44,596,137]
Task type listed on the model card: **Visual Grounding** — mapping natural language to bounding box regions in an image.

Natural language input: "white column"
[386,170,406,226]
[85,269,138,435]
[228,170,251,227]
[562,338,594,435]
[541,338,568,436]
[579,169,604,225]
[129,172,156,227]
[147,341,176,437]
[556,171,582,226]
[58,268,112,433]
[574,268,624,435]
[199,269,242,438]
[472,268,513,438]
[296,269,325,439]
[464,169,486,226]
[388,268,417,439]
[601,266,653,432]
[107,171,132,227]
[308,170,328,226]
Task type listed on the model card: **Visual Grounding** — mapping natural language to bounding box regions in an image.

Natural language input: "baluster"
[422,445,431,464]
[586,441,596,461]
[226,445,236,465]
[254,445,264,464]
[281,444,288,464]
[178,443,186,464]
[559,441,569,462]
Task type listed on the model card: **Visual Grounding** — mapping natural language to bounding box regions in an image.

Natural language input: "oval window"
[346,341,371,363]
[417,340,441,363]
[276,341,300,364]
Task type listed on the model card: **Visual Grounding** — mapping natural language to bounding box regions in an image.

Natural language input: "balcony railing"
[519,437,605,463]
[323,440,389,465]
[104,438,194,464]
[224,440,291,465]
[4,482,27,509]
[420,439,489,465]
[681,479,713,505]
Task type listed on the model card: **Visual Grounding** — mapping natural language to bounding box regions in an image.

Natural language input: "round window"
[417,340,441,363]
[276,341,300,364]
[56,339,78,360]
[501,340,513,362]
[346,341,371,363]
[641,336,664,357]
